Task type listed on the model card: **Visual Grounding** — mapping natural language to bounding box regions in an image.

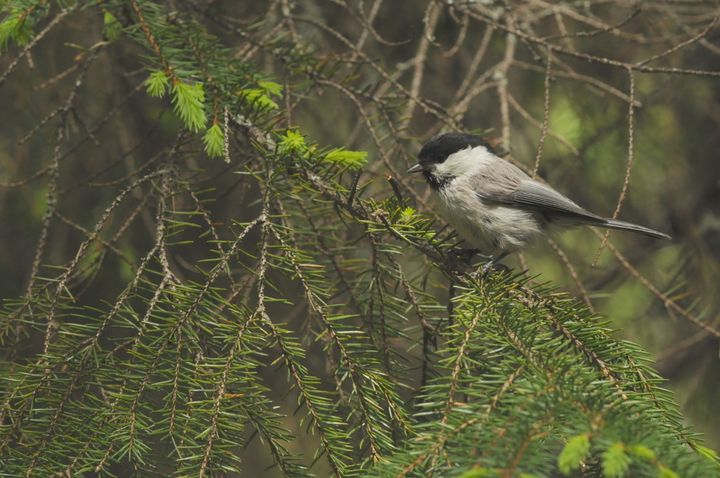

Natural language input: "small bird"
[408,132,670,270]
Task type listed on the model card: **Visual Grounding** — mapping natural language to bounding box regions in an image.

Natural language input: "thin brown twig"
[0,4,79,88]
[455,25,495,99]
[401,1,441,130]
[458,3,720,77]
[532,45,552,178]
[506,93,578,155]
[511,60,642,107]
[546,237,594,312]
[443,7,469,57]
[597,231,720,338]
[592,68,635,265]
[542,5,643,41]
[497,33,517,151]
[635,14,719,67]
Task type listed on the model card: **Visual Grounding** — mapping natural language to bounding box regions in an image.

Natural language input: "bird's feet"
[448,248,483,263]
[446,249,511,275]
[480,251,511,276]
[445,248,484,271]
[481,260,510,276]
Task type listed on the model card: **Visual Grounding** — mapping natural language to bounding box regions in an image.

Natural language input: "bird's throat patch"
[424,171,453,190]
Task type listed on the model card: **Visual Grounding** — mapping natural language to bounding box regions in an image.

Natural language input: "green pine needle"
[103,11,122,42]
[458,468,496,478]
[172,81,207,132]
[258,80,282,97]
[323,148,367,170]
[399,207,416,223]
[0,18,17,50]
[697,445,720,463]
[203,123,224,158]
[602,443,631,478]
[240,88,279,111]
[658,465,680,478]
[0,14,33,50]
[558,433,591,475]
[628,444,656,461]
[278,130,307,155]
[145,70,169,98]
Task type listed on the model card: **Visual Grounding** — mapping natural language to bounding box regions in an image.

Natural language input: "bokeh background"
[2,0,720,472]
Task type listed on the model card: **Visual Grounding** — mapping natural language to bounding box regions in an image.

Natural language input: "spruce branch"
[2,1,720,476]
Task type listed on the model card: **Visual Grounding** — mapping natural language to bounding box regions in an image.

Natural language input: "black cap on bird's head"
[407,132,494,174]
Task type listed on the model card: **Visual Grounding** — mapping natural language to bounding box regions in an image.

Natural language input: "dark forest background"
[1,1,720,476]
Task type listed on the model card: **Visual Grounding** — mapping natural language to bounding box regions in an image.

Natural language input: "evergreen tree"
[1,1,719,476]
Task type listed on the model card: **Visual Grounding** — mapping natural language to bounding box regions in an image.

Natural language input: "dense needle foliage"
[1,1,719,477]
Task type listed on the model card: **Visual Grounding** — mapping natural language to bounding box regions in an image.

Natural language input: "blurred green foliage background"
[1,0,720,472]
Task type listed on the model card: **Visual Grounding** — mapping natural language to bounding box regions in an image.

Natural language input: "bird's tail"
[602,218,671,240]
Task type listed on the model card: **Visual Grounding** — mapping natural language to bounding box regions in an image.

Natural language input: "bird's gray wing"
[478,179,606,224]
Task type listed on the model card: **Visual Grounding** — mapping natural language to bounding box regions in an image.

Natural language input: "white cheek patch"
[433,145,495,179]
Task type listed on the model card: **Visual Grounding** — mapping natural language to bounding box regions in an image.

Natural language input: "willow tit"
[408,132,670,270]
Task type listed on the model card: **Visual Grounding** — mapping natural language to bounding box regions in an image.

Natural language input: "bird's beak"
[407,163,424,174]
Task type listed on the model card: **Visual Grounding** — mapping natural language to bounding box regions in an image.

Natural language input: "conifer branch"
[2,2,719,476]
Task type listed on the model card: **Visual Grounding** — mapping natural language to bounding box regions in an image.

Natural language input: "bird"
[407,132,671,271]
